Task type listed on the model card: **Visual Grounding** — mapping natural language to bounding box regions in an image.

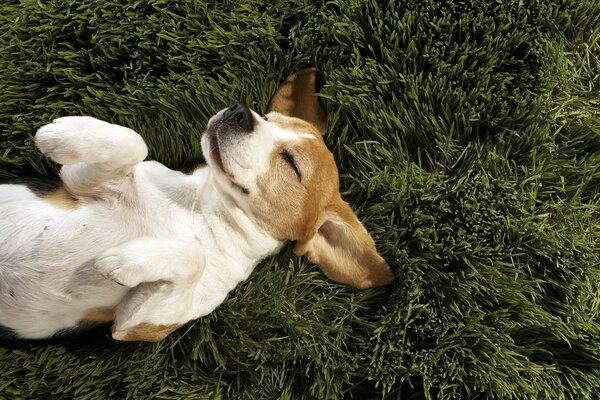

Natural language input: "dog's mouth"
[208,129,225,173]
[206,128,250,195]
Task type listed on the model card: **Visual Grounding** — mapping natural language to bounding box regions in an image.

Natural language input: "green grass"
[1,0,600,398]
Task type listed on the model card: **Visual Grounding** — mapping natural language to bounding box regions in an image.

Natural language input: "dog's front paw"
[95,250,145,288]
[35,116,134,165]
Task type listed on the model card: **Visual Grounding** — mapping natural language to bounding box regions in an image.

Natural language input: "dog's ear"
[267,67,328,135]
[294,196,394,289]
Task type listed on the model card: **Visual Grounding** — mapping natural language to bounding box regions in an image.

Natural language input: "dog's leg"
[94,237,205,288]
[93,237,206,342]
[110,280,196,342]
[35,116,148,196]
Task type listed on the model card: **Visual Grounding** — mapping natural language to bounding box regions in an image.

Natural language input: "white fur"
[202,110,308,202]
[0,115,287,339]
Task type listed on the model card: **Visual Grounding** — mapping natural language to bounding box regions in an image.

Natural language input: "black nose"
[222,103,254,132]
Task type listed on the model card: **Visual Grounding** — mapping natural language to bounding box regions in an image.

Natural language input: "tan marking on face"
[81,307,115,323]
[251,114,393,289]
[252,114,338,241]
[42,186,78,210]
[267,113,323,140]
[111,322,182,342]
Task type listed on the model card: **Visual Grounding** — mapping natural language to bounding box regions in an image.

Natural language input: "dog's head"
[201,68,393,289]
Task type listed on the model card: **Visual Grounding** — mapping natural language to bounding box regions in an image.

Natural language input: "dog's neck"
[149,164,284,276]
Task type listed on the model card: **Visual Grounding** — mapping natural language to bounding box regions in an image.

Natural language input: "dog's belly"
[0,183,134,338]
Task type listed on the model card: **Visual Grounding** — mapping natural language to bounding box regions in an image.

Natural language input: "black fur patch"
[2,176,62,197]
[50,321,109,339]
[0,324,19,339]
[0,321,110,342]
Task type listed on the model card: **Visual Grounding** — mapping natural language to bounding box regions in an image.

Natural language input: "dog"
[0,69,393,342]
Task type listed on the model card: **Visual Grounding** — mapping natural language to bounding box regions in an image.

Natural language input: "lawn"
[1,0,599,398]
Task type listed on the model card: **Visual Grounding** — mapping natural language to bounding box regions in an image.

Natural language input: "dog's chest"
[0,181,192,272]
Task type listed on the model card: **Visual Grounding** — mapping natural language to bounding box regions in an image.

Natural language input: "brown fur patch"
[42,186,78,210]
[112,322,182,342]
[81,307,115,323]
[268,113,323,140]
[267,68,328,134]
[259,71,393,289]
[253,115,339,241]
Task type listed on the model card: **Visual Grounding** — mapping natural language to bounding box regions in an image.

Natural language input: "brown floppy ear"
[267,67,328,135]
[294,197,394,289]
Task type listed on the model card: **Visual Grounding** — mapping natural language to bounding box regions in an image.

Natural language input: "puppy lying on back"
[0,69,393,342]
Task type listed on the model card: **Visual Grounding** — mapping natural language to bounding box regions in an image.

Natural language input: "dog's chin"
[203,127,250,196]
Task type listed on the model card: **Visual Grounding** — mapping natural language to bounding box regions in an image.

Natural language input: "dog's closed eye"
[280,150,301,180]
